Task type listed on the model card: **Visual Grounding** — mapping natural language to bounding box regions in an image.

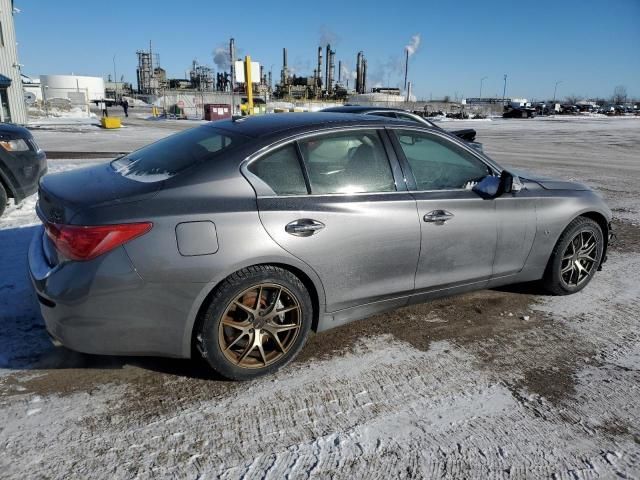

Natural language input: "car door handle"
[423,210,454,223]
[285,219,325,237]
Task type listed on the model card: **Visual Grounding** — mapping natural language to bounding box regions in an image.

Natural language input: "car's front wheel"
[198,266,312,380]
[543,216,604,295]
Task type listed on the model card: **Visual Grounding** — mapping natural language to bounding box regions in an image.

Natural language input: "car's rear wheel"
[543,216,604,295]
[198,266,312,380]
[0,183,7,217]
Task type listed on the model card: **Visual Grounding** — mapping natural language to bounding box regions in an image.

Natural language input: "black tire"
[0,182,7,218]
[542,216,604,295]
[198,265,312,381]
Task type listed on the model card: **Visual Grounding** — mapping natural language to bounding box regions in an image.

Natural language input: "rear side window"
[111,127,246,182]
[298,130,396,194]
[248,145,308,195]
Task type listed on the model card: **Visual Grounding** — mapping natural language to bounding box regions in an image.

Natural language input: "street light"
[553,80,563,102]
[502,74,508,105]
[113,55,118,102]
[479,76,488,98]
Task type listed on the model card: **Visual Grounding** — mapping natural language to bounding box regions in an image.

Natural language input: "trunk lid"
[37,162,161,224]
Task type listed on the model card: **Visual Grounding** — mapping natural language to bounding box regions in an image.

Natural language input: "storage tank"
[39,74,105,101]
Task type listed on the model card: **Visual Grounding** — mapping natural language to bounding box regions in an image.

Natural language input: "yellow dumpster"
[100,117,122,129]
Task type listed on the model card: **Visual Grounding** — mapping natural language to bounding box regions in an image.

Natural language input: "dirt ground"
[1,117,639,479]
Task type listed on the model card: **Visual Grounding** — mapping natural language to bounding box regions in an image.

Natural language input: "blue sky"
[14,0,640,101]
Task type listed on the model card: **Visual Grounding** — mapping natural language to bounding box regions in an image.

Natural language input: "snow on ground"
[1,160,103,230]
[0,116,639,478]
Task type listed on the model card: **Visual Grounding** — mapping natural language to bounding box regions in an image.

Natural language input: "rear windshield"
[111,126,247,182]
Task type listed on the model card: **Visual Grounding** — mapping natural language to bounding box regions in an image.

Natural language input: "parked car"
[30,113,611,380]
[502,106,537,118]
[0,123,47,217]
[322,105,483,151]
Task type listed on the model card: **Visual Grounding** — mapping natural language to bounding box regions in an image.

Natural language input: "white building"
[0,0,27,124]
[39,74,105,102]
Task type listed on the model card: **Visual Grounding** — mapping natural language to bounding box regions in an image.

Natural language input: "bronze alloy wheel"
[218,283,302,369]
[560,230,599,288]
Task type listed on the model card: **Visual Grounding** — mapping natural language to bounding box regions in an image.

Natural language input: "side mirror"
[472,175,501,199]
[472,171,523,199]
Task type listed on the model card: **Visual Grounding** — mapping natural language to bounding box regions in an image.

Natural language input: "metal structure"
[316,46,323,98]
[355,51,367,94]
[229,38,236,92]
[403,48,409,91]
[136,42,161,95]
[281,48,289,89]
[362,58,367,94]
[324,44,335,96]
[189,60,214,91]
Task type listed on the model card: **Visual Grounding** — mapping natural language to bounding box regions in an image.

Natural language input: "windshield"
[111,126,247,182]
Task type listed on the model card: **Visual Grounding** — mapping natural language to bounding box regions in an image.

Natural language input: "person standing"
[122,98,129,118]
[98,100,108,117]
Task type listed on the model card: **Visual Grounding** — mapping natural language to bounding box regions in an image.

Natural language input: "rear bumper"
[28,226,202,358]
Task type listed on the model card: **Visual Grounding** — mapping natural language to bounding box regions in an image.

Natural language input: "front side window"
[298,130,396,194]
[394,130,490,190]
[248,144,307,195]
[111,126,247,182]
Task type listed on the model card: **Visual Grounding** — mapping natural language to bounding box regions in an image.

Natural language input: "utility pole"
[113,55,118,102]
[553,80,562,102]
[502,74,507,105]
[479,76,487,98]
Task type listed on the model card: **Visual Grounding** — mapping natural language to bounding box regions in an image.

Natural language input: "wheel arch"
[186,261,324,359]
[0,165,16,199]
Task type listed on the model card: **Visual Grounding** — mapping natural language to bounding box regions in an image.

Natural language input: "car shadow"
[492,280,550,295]
[0,224,222,381]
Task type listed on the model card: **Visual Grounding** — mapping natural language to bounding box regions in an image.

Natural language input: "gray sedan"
[29,113,611,380]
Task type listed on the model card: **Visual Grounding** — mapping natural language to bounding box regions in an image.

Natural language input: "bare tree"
[565,94,582,104]
[612,85,627,104]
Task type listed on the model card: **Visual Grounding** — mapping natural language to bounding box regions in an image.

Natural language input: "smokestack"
[328,49,335,95]
[260,65,264,85]
[404,48,409,91]
[406,81,412,102]
[268,70,272,90]
[362,58,367,93]
[229,38,236,91]
[325,44,331,95]
[282,47,288,87]
[317,46,323,94]
[338,60,342,83]
[356,51,363,93]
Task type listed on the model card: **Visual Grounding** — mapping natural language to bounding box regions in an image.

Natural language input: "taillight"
[44,222,152,261]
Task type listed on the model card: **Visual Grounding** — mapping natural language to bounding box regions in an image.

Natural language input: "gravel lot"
[1,116,639,479]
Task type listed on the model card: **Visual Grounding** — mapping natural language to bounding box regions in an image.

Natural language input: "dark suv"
[0,123,47,217]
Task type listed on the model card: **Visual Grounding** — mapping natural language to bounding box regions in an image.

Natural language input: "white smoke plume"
[405,33,421,56]
[340,63,357,81]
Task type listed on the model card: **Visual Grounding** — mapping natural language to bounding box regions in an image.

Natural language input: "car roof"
[210,112,421,138]
[321,105,411,114]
